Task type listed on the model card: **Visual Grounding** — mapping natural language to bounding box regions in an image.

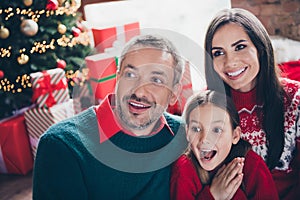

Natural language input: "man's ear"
[116,69,121,81]
[169,83,182,106]
[232,126,241,145]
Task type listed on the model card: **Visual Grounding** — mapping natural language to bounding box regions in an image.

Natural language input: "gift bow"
[32,71,68,108]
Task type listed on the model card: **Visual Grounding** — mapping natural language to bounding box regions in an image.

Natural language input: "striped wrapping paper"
[167,61,194,115]
[72,81,95,114]
[24,100,74,158]
[30,68,70,108]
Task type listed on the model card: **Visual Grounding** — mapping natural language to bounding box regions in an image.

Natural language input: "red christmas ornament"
[46,0,59,10]
[0,70,4,79]
[72,27,81,37]
[76,21,85,32]
[56,59,66,69]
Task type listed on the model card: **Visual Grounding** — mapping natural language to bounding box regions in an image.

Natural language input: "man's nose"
[132,82,152,99]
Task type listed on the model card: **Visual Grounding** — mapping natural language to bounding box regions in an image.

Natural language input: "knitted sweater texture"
[231,78,300,199]
[170,150,279,200]
[33,107,187,200]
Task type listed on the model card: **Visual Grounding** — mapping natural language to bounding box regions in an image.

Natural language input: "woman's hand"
[210,157,245,200]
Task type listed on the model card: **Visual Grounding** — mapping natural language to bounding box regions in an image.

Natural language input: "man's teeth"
[130,102,147,108]
[227,68,246,77]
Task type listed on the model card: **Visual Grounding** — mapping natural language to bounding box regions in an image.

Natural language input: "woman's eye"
[212,50,224,57]
[236,44,246,51]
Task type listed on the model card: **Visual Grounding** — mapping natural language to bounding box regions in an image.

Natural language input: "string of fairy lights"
[0,1,90,94]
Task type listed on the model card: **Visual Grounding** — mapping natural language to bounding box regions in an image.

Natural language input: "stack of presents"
[0,20,194,175]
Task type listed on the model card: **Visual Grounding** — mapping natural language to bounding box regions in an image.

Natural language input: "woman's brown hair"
[204,8,285,169]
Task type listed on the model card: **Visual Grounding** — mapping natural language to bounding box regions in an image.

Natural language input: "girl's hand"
[210,157,245,200]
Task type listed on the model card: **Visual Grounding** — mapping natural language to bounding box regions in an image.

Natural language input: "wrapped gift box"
[73,81,95,114]
[167,61,194,115]
[0,115,33,175]
[24,100,74,158]
[92,21,140,52]
[31,68,70,108]
[85,52,118,100]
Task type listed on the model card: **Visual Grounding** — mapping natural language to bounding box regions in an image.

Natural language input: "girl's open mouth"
[200,150,217,161]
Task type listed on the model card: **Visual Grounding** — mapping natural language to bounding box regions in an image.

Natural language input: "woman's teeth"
[227,67,246,77]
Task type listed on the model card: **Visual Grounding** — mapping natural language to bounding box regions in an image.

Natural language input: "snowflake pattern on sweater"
[232,78,300,171]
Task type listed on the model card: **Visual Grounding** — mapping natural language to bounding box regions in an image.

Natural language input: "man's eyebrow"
[123,64,136,70]
[152,70,166,76]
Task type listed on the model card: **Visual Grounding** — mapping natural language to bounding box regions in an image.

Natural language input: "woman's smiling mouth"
[226,67,247,77]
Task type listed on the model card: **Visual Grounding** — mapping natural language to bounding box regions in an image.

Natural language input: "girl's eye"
[191,126,201,133]
[236,44,246,51]
[212,50,224,57]
[212,127,222,134]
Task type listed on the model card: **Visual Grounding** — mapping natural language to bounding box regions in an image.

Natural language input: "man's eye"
[236,44,246,51]
[151,77,164,84]
[212,50,224,57]
[124,71,136,78]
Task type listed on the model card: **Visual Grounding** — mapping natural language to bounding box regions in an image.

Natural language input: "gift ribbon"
[89,74,116,83]
[182,83,193,90]
[32,71,68,108]
[116,25,126,45]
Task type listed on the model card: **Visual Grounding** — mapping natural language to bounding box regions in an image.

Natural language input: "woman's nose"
[225,53,238,68]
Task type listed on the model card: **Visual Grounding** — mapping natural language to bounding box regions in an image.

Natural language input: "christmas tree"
[0,0,92,120]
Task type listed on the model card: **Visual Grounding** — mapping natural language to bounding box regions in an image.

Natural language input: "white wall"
[84,0,231,91]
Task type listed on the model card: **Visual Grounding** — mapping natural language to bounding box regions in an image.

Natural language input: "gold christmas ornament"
[0,26,10,39]
[23,0,33,7]
[17,54,29,65]
[21,19,39,37]
[72,0,81,9]
[57,24,67,34]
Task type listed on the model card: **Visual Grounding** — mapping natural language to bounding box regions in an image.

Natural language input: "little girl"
[170,90,278,200]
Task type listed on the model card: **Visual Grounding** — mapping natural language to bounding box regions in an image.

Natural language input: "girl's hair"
[182,90,251,184]
[204,8,285,169]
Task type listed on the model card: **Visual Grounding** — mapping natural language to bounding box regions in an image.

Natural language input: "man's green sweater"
[33,107,187,200]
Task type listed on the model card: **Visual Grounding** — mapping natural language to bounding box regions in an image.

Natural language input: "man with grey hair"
[33,34,187,199]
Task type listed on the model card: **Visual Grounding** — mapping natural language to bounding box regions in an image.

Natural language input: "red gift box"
[167,61,194,115]
[85,52,118,100]
[0,115,33,175]
[31,68,70,108]
[92,22,140,52]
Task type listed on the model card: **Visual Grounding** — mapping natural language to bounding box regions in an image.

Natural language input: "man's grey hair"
[118,34,184,85]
